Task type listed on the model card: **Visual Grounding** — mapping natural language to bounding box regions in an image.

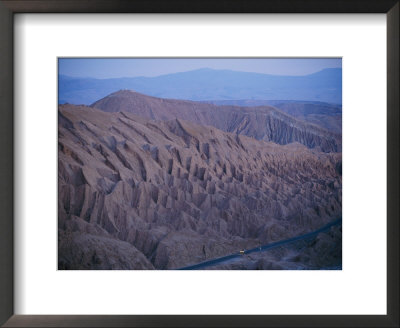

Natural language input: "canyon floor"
[58,99,342,270]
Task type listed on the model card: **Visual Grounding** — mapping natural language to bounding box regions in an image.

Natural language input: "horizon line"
[58,67,342,80]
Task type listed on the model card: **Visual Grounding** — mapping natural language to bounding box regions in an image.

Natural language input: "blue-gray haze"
[58,68,342,105]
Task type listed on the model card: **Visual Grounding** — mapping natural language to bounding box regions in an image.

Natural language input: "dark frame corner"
[0,1,398,327]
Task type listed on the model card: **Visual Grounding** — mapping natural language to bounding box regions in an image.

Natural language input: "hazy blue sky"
[59,58,341,79]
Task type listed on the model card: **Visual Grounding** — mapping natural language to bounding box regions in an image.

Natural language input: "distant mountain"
[204,99,342,134]
[59,68,342,105]
[91,90,341,152]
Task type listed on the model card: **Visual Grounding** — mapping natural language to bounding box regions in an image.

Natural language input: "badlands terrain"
[91,90,341,152]
[58,92,342,270]
[205,99,342,134]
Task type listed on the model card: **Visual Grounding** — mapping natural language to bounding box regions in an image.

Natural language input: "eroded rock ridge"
[59,104,341,269]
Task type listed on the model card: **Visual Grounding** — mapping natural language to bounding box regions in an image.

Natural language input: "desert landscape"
[58,59,342,270]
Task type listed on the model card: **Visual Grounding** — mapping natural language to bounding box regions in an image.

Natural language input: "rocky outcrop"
[58,104,342,269]
[91,90,341,153]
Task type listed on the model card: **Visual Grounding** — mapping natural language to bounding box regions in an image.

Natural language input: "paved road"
[177,218,342,270]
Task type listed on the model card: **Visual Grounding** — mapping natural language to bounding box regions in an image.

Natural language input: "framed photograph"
[0,1,398,327]
[57,56,343,272]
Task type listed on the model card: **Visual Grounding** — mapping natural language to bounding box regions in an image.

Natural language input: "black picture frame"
[0,1,398,327]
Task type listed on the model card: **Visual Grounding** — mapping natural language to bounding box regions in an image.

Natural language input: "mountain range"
[59,68,342,105]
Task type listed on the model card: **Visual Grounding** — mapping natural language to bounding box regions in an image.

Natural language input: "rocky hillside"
[58,104,342,270]
[204,100,342,134]
[91,90,341,153]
